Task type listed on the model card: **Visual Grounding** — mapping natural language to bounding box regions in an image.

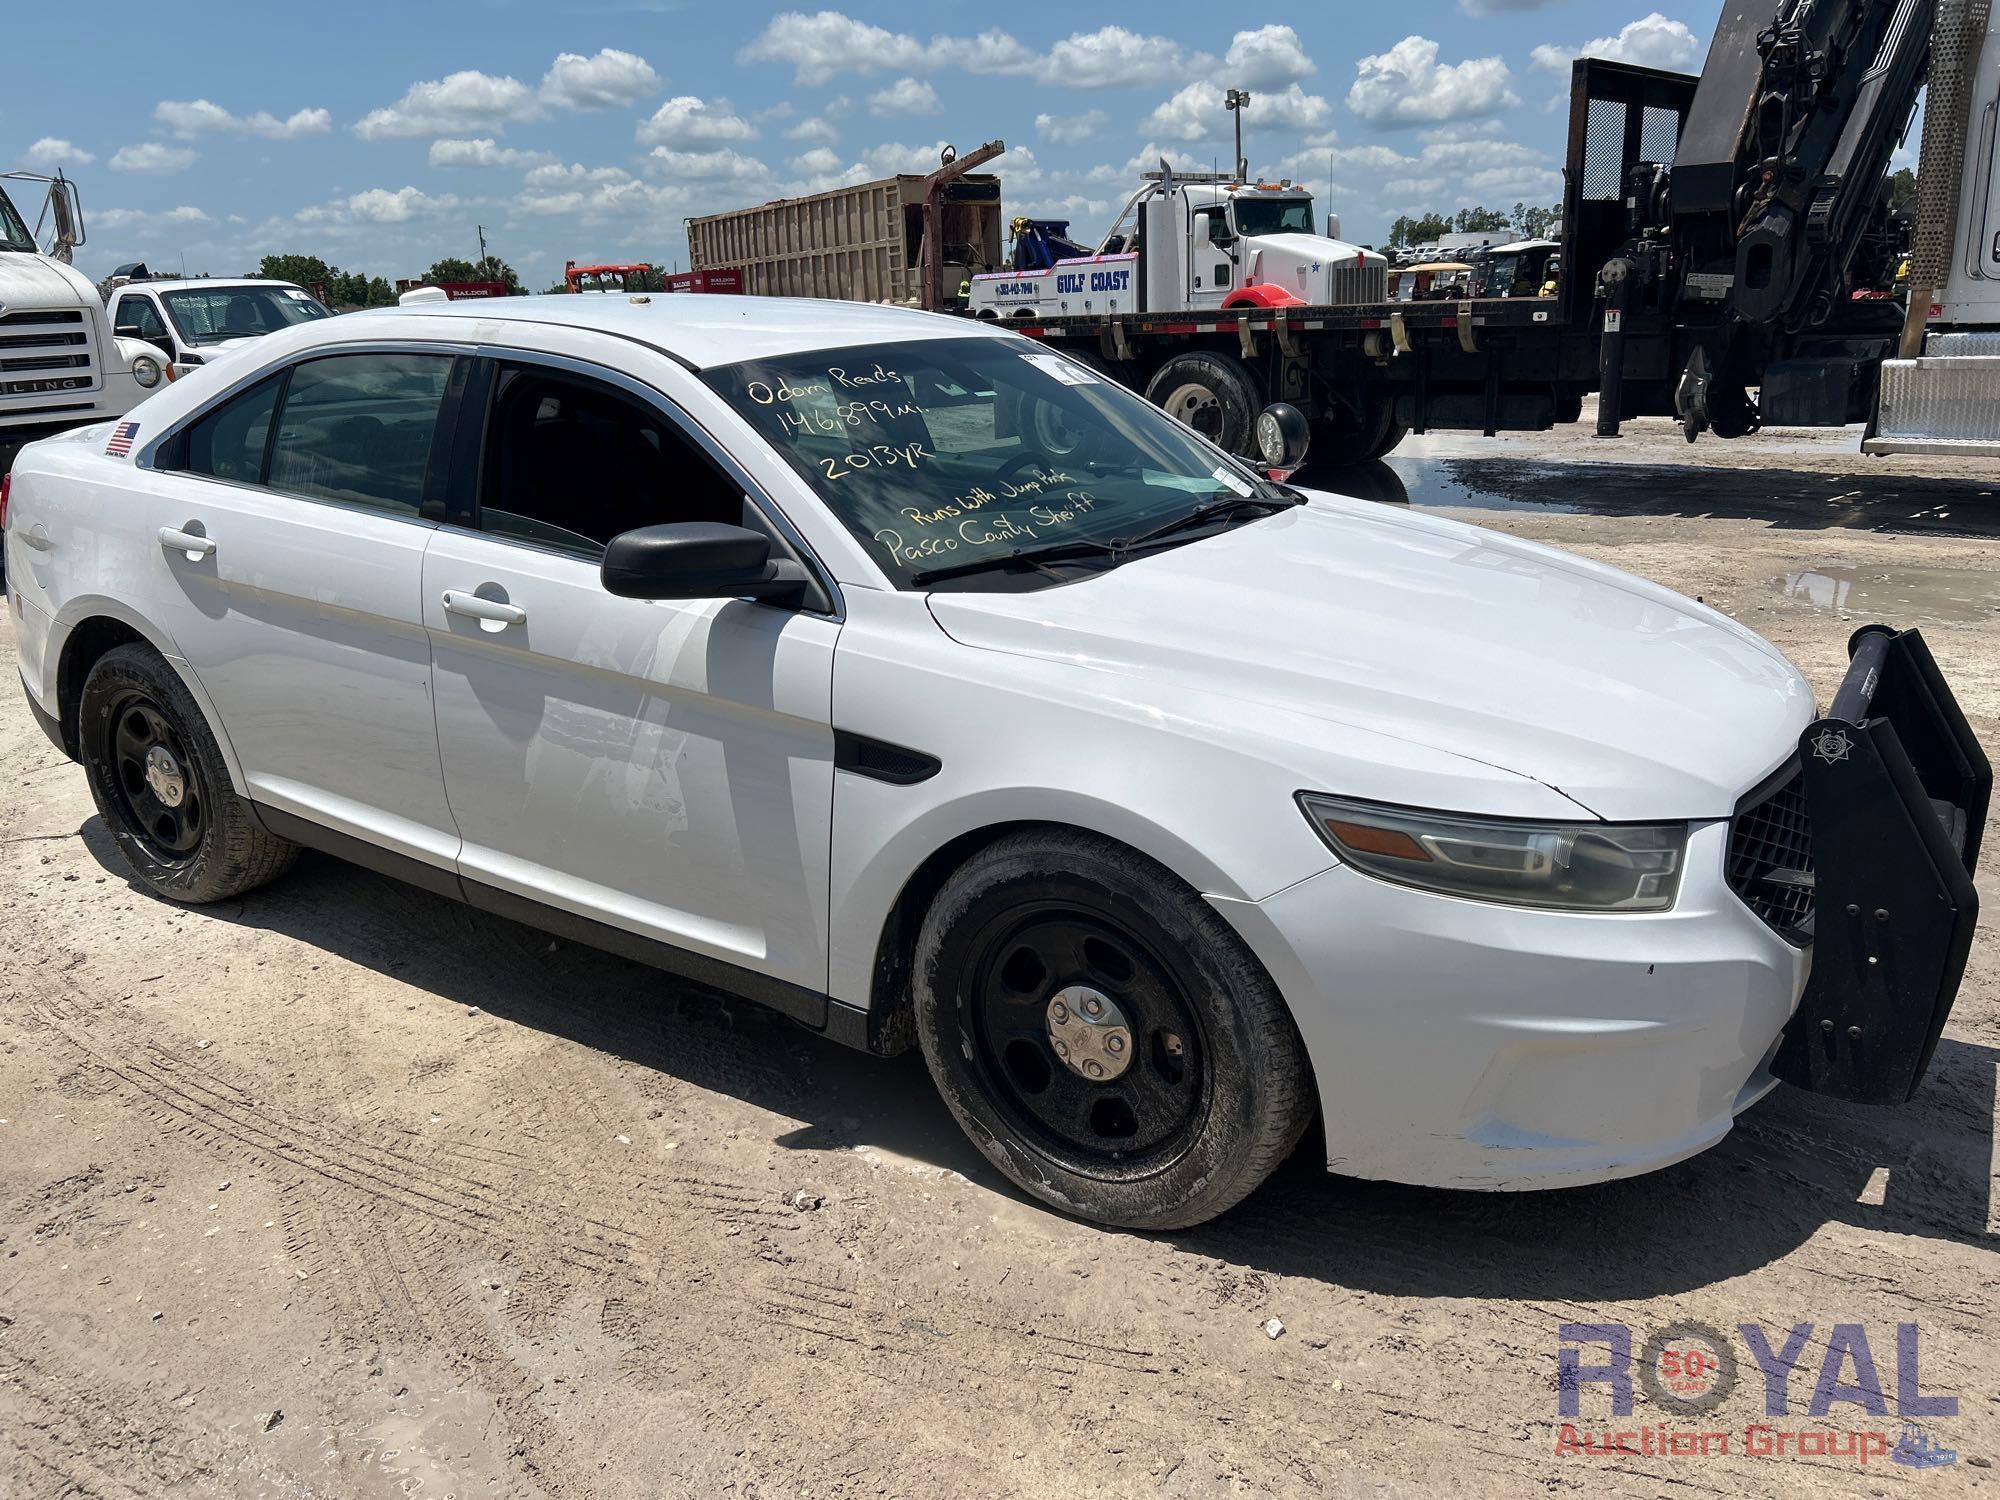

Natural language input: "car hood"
[924,494,1816,821]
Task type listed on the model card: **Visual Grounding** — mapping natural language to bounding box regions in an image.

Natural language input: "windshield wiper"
[909,537,1129,586]
[1120,493,1298,551]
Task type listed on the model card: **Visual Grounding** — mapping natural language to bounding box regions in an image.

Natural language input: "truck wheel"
[1310,395,1404,468]
[912,829,1314,1230]
[79,644,299,904]
[1145,353,1264,456]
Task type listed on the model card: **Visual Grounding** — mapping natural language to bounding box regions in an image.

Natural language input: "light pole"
[1224,88,1251,181]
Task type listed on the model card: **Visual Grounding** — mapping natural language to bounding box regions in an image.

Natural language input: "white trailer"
[1866,0,2000,457]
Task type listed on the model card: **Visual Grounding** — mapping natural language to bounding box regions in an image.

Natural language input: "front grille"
[1331,262,1389,305]
[0,309,83,327]
[0,353,90,373]
[0,306,99,400]
[0,331,86,351]
[1726,767,1816,937]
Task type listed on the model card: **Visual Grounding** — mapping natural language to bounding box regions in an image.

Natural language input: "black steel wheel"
[914,829,1314,1230]
[78,643,298,904]
[102,691,206,864]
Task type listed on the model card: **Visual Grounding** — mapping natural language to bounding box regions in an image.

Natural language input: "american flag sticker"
[105,421,141,458]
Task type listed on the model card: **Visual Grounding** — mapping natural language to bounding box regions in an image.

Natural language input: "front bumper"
[1213,624,1987,1191]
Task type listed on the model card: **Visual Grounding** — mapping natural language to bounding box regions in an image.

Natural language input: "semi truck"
[687,0,2000,467]
[1,172,167,473]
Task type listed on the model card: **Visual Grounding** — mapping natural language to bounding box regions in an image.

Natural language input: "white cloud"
[637,96,758,147]
[1143,82,1331,142]
[1347,37,1518,126]
[355,70,542,140]
[346,186,457,223]
[539,48,660,109]
[154,100,331,140]
[1043,27,1216,88]
[1036,110,1106,145]
[525,162,631,190]
[1531,14,1702,74]
[93,205,212,232]
[739,11,933,84]
[789,147,844,176]
[928,29,1040,74]
[869,77,941,117]
[428,138,557,169]
[109,142,198,174]
[644,146,772,181]
[1224,26,1315,89]
[22,136,95,169]
[1122,141,1222,176]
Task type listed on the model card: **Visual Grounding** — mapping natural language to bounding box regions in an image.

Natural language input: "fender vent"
[835,733,940,785]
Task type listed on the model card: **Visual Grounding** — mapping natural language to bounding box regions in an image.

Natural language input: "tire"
[79,643,298,904]
[913,829,1314,1230]
[1309,392,1405,468]
[1144,352,1264,457]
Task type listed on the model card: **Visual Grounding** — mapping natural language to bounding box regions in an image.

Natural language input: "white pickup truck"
[0,174,168,471]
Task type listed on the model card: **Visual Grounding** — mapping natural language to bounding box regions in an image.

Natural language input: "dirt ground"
[2,414,1996,1499]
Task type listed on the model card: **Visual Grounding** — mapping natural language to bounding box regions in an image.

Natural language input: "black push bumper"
[1771,626,1991,1104]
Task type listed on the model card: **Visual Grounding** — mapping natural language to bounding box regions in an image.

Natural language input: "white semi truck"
[0,173,166,473]
[1867,0,2000,456]
[967,172,1387,322]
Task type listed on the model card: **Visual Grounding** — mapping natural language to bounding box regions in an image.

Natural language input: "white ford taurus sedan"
[4,295,1987,1229]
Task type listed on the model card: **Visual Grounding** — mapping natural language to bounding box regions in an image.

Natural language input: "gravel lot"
[2,415,1995,1498]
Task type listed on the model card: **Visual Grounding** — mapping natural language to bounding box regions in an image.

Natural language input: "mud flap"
[1773,626,1990,1104]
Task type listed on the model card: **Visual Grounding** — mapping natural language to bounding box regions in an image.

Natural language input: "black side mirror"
[601,522,809,606]
[114,324,146,341]
[1255,403,1311,475]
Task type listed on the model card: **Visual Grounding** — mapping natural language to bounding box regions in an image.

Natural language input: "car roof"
[337,292,1014,370]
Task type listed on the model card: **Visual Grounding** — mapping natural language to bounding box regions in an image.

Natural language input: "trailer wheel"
[1145,353,1264,456]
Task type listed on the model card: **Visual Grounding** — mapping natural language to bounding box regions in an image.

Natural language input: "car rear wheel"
[913,829,1313,1230]
[79,643,298,904]
[1144,352,1264,457]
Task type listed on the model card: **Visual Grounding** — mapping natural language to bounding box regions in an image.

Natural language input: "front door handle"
[158,526,215,559]
[18,527,54,552]
[441,590,527,628]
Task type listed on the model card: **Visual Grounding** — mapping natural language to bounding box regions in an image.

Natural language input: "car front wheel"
[913,829,1313,1230]
[79,643,298,904]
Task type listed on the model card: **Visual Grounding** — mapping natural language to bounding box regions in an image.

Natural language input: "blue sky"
[6,1,1730,289]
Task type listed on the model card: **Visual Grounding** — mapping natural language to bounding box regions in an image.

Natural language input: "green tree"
[1511,202,1561,239]
[1454,206,1512,234]
[1389,212,1452,247]
[423,255,523,292]
[1887,167,1917,212]
[254,253,337,289]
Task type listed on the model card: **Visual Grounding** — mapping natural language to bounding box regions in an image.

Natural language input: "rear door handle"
[158,527,215,559]
[18,527,54,552]
[441,590,527,627]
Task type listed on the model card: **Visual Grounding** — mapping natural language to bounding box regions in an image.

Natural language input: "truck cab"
[1,173,166,471]
[969,174,1385,320]
[103,275,332,375]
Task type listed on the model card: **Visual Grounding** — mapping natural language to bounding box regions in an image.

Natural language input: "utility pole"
[1224,89,1252,181]
[476,224,489,268]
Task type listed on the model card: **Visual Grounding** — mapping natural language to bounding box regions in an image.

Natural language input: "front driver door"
[423,354,840,996]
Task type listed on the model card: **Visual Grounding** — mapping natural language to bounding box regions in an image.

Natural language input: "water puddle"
[1770,564,2000,624]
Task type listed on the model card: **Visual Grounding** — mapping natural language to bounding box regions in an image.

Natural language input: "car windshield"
[161,285,331,344]
[704,336,1288,591]
[1232,197,1314,237]
[0,187,36,253]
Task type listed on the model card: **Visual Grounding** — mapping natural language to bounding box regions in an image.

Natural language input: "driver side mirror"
[601,522,810,607]
[1255,403,1311,476]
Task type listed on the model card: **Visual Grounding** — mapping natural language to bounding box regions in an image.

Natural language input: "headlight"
[1298,794,1687,912]
[131,354,163,389]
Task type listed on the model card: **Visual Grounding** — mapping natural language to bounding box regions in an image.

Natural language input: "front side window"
[114,295,169,343]
[477,364,748,557]
[1231,197,1315,237]
[265,353,452,515]
[0,188,34,253]
[704,337,1287,591]
[161,285,331,346]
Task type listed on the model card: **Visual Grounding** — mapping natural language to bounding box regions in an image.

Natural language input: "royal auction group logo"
[1557,1321,1958,1469]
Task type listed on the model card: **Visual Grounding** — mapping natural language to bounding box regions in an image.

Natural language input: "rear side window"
[182,375,282,483]
[265,353,452,515]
